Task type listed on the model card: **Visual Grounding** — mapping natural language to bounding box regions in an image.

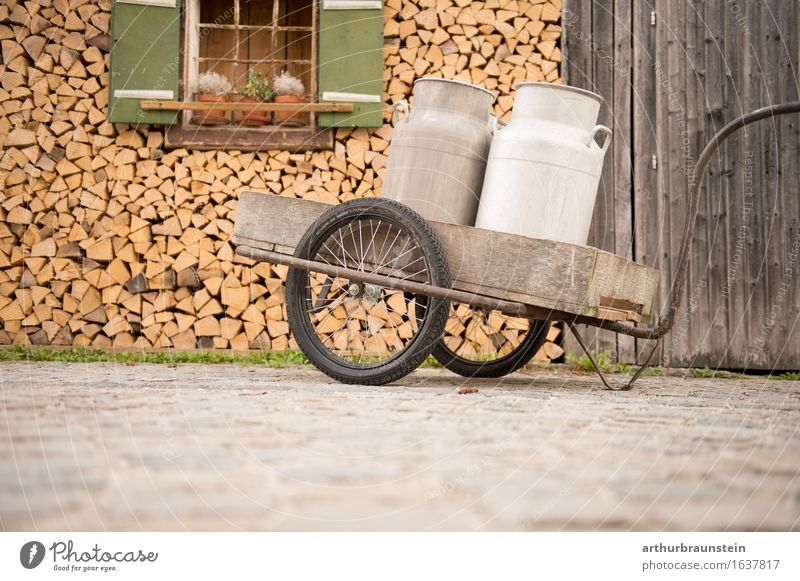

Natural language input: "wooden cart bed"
[233,191,660,323]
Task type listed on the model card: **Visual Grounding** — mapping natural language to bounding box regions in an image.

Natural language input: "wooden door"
[564,0,800,371]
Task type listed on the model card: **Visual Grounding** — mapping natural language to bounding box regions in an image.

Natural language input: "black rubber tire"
[432,317,550,378]
[286,198,451,385]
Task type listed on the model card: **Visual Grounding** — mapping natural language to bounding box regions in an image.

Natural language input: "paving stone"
[0,362,798,531]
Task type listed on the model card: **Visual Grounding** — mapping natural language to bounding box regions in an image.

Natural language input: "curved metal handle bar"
[598,101,800,341]
[568,322,661,391]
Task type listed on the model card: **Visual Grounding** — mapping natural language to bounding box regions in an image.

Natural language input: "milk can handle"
[588,125,613,152]
[490,114,508,133]
[391,100,409,126]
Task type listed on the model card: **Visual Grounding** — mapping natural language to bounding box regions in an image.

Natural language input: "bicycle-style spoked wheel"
[286,198,451,385]
[432,303,550,378]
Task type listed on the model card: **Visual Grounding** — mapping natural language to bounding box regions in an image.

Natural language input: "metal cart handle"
[595,101,800,341]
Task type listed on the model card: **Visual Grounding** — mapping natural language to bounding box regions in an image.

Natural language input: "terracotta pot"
[192,93,229,126]
[274,95,308,126]
[235,95,269,127]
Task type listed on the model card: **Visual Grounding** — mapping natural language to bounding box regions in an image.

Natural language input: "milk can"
[382,78,495,225]
[474,82,612,245]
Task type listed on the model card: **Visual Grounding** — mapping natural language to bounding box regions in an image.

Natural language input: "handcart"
[232,103,800,389]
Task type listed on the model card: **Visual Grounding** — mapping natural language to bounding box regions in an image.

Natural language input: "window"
[170,0,322,149]
[108,0,384,151]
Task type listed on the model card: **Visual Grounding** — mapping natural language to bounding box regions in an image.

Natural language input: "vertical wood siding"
[564,0,800,370]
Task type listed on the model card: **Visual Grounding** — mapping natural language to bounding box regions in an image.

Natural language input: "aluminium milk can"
[474,82,612,245]
[383,78,495,225]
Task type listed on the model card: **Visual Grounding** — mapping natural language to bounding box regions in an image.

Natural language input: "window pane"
[284,0,312,27]
[241,0,275,27]
[198,26,236,84]
[200,0,235,26]
[241,27,272,64]
[282,31,311,92]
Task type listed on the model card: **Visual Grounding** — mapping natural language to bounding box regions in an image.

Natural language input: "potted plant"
[192,71,232,126]
[272,70,307,126]
[236,71,274,127]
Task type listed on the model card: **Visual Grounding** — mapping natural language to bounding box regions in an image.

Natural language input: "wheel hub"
[363,283,383,303]
[347,281,383,303]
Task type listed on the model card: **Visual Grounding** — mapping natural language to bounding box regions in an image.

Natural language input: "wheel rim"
[299,213,434,369]
[440,304,533,363]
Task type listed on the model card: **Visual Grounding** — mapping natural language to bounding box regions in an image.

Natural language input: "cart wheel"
[432,305,549,378]
[286,198,451,385]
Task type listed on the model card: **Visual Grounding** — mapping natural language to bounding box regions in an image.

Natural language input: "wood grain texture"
[165,125,335,150]
[0,0,567,354]
[566,0,800,369]
[233,191,660,320]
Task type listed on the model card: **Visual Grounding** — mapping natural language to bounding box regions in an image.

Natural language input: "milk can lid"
[514,82,607,106]
[413,77,495,99]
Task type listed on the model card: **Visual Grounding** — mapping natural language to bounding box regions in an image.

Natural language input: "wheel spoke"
[299,215,435,368]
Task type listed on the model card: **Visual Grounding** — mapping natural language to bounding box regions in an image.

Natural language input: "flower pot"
[192,93,229,126]
[274,95,308,126]
[235,95,269,127]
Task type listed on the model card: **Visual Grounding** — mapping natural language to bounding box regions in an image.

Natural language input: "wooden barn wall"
[563,0,800,370]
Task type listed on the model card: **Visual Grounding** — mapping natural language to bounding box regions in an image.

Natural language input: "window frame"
[166,0,334,151]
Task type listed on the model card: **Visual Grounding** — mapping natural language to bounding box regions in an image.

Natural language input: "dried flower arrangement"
[193,71,233,126]
[272,71,307,126]
[272,71,305,97]
[197,71,232,96]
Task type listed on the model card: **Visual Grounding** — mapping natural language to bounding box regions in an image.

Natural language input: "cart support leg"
[567,322,660,391]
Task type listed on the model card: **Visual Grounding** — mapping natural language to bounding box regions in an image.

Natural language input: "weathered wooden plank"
[568,0,800,369]
[778,0,800,370]
[562,0,593,89]
[140,101,354,112]
[633,0,660,363]
[720,0,750,369]
[744,2,772,370]
[746,3,768,369]
[582,0,619,356]
[165,125,335,151]
[232,192,660,319]
[658,0,691,368]
[685,0,724,365]
[563,0,617,357]
[613,0,636,362]
[764,0,797,368]
[715,0,743,370]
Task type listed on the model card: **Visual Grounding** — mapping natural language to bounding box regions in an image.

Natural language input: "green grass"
[690,365,742,379]
[566,349,663,377]
[566,350,798,380]
[5,345,787,380]
[422,355,443,368]
[768,371,800,381]
[0,345,309,366]
[566,349,613,372]
[0,345,447,369]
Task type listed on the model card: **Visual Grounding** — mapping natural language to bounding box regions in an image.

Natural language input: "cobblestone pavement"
[1,362,798,531]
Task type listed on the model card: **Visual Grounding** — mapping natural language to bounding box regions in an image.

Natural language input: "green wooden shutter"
[318,0,384,127]
[109,0,182,124]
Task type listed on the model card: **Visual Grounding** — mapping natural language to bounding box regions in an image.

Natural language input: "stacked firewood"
[0,0,563,362]
[385,0,564,121]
